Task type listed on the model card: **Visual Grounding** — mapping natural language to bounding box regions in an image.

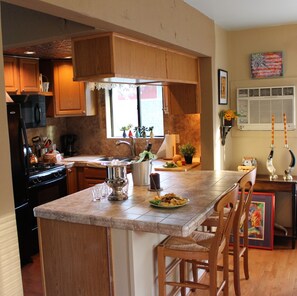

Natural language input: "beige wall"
[6,0,215,56]
[227,24,297,175]
[0,5,24,294]
[214,25,233,170]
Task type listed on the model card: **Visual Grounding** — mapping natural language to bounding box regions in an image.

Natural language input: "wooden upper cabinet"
[113,36,167,80]
[19,58,40,93]
[164,84,198,115]
[72,33,197,84]
[4,56,40,94]
[72,34,113,81]
[50,60,96,117]
[4,57,19,93]
[166,51,198,84]
[163,58,201,115]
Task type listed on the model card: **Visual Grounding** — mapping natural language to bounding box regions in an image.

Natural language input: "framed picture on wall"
[250,51,283,79]
[234,192,275,250]
[218,69,228,105]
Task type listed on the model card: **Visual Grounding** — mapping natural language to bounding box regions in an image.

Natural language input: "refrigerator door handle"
[20,118,30,172]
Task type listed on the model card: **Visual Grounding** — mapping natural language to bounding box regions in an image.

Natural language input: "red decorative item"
[128,130,133,137]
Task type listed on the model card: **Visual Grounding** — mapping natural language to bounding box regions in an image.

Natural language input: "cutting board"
[154,162,200,172]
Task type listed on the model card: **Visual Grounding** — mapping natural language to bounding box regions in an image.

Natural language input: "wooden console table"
[255,175,297,249]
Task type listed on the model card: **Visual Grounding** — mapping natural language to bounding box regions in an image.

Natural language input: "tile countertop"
[34,170,245,237]
[61,155,201,169]
[61,155,106,167]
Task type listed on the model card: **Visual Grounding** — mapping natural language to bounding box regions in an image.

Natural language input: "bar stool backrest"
[212,183,239,256]
[235,168,257,231]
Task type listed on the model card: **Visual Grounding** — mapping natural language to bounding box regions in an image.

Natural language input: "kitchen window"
[105,85,164,138]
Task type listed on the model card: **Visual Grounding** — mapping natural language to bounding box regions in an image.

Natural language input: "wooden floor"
[21,254,43,296]
[22,242,297,296]
[189,241,297,296]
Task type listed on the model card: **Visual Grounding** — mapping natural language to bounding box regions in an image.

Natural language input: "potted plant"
[148,126,154,138]
[179,143,196,164]
[219,109,239,126]
[120,124,132,138]
[140,126,148,138]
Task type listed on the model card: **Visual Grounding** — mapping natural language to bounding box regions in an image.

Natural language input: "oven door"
[28,175,67,254]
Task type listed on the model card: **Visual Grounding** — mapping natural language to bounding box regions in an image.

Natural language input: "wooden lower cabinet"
[66,167,78,194]
[38,218,113,296]
[77,167,107,191]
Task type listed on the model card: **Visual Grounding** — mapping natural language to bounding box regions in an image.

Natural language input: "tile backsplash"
[27,91,200,160]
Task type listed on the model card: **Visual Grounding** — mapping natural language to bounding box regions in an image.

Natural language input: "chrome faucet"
[116,137,136,158]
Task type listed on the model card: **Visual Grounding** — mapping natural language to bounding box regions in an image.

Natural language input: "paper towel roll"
[165,134,176,159]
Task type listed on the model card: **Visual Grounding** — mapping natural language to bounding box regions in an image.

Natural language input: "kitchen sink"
[95,156,133,162]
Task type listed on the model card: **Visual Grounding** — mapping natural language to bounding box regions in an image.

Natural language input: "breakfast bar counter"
[34,169,245,296]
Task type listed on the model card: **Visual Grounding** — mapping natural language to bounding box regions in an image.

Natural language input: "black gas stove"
[27,162,67,255]
[27,163,66,188]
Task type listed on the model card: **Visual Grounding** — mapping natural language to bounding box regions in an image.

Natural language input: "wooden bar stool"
[157,183,239,296]
[202,168,257,295]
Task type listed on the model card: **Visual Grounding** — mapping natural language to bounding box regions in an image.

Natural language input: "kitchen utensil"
[32,136,41,143]
[29,153,38,164]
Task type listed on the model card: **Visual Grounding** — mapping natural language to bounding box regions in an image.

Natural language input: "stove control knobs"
[54,170,63,177]
[32,177,42,184]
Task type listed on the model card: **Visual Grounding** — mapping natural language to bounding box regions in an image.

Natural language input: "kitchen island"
[34,169,245,296]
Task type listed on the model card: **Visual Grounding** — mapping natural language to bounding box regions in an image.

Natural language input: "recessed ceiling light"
[24,51,36,55]
[64,56,72,59]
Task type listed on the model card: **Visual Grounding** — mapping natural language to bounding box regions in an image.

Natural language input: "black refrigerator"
[6,103,33,266]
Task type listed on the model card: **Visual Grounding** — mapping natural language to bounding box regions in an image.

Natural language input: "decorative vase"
[122,130,127,138]
[150,131,154,138]
[224,119,233,126]
[184,155,193,164]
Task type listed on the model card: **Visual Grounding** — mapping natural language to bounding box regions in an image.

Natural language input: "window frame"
[106,85,164,138]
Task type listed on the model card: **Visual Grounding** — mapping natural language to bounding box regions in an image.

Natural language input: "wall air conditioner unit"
[237,86,296,131]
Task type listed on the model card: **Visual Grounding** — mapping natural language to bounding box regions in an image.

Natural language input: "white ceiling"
[184,0,297,30]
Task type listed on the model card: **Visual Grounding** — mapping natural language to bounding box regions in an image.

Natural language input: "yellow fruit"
[173,154,182,163]
[176,160,182,167]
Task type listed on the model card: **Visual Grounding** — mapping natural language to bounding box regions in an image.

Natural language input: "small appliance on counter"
[61,134,78,156]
